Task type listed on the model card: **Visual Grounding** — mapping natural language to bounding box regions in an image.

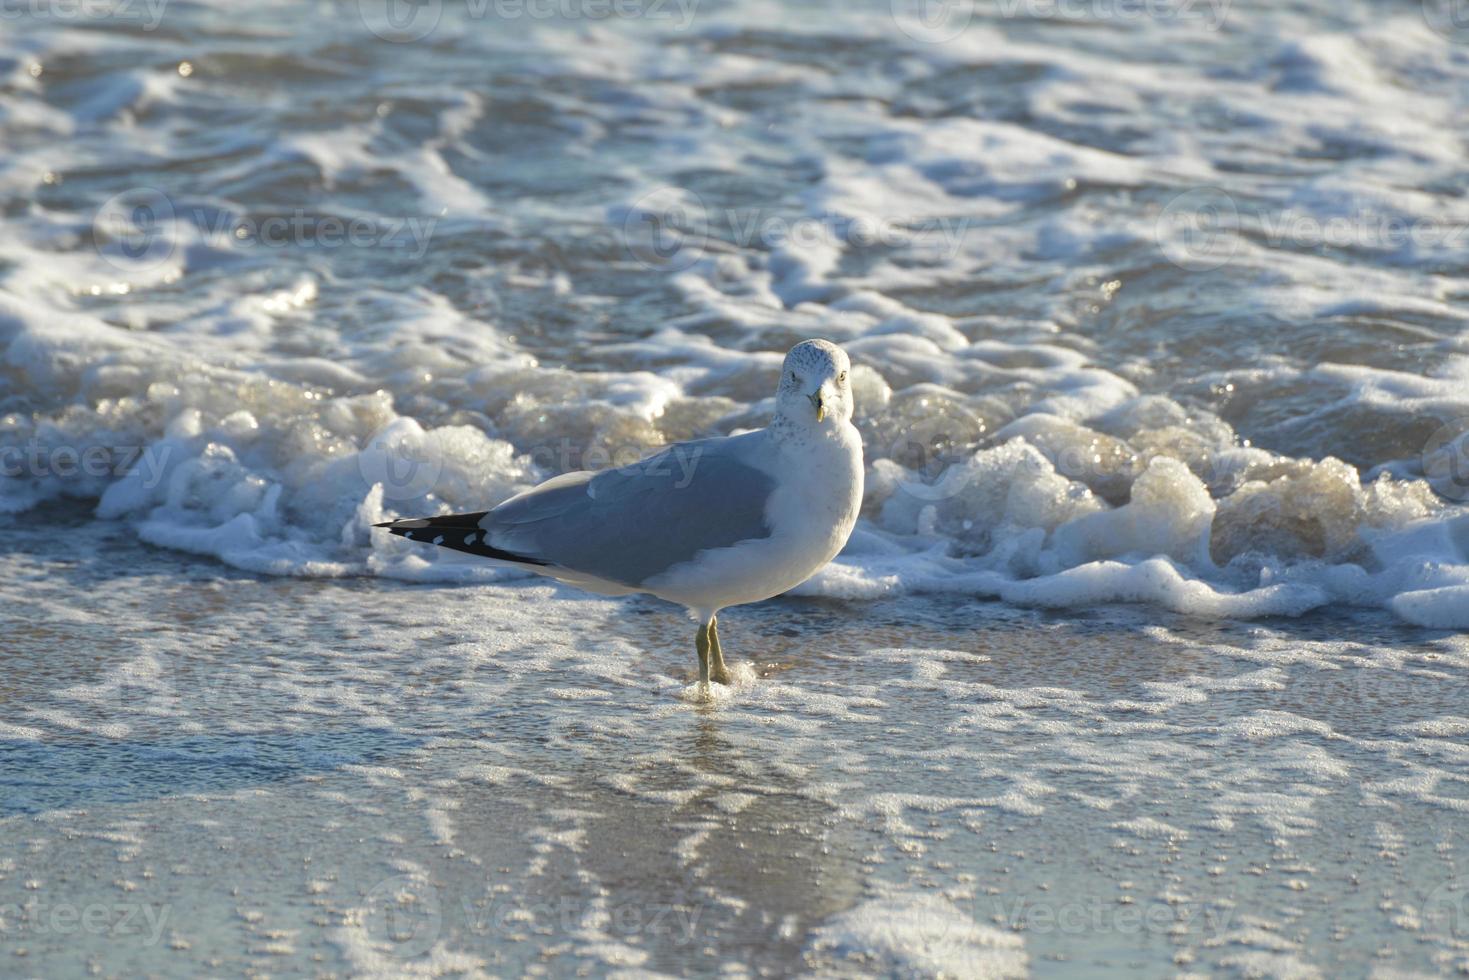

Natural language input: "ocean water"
[2,0,1469,976]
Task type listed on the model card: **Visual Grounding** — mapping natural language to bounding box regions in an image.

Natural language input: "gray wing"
[482,433,775,587]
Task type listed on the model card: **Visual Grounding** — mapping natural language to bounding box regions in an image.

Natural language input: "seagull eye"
[838,371,848,385]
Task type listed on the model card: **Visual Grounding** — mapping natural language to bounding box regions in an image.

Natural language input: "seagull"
[376,339,864,686]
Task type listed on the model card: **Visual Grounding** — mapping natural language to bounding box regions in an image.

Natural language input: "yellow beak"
[809,391,826,422]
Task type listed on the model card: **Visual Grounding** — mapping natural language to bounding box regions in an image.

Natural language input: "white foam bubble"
[808,890,1028,979]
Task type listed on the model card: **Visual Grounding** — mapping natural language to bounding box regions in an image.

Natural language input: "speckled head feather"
[782,339,848,379]
[776,338,854,425]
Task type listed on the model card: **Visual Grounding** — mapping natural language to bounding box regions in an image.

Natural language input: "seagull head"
[776,339,853,428]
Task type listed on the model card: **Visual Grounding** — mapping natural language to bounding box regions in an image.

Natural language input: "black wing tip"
[374,512,549,567]
[375,512,486,530]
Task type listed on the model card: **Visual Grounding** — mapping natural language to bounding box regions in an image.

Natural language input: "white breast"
[644,422,864,618]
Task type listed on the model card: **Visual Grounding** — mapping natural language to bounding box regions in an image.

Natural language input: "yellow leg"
[696,621,710,685]
[708,615,732,685]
